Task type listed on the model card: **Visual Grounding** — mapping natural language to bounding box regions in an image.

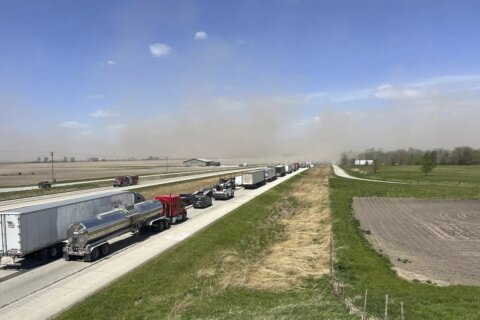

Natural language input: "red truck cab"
[154,195,187,224]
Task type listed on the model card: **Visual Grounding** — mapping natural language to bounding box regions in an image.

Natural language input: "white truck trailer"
[284,164,292,174]
[0,190,139,263]
[264,167,277,182]
[242,170,266,189]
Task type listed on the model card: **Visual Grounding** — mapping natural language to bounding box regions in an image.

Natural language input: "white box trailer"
[242,170,265,189]
[0,190,137,261]
[235,175,243,187]
[285,164,292,174]
[275,165,286,177]
[264,167,277,182]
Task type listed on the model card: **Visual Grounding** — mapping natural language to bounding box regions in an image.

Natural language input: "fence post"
[384,294,388,320]
[362,289,368,320]
[401,301,404,320]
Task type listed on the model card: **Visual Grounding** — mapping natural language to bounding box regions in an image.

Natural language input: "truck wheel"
[158,221,164,232]
[48,246,58,259]
[163,220,170,229]
[91,248,100,261]
[100,244,109,256]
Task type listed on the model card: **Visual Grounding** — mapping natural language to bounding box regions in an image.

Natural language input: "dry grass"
[220,167,332,291]
[136,177,220,200]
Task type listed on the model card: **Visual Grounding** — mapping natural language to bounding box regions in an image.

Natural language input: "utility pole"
[166,156,169,173]
[50,151,55,183]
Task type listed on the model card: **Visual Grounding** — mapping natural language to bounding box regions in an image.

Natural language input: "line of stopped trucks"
[1,162,313,264]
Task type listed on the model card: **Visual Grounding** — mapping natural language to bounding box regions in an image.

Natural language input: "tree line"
[340,146,480,166]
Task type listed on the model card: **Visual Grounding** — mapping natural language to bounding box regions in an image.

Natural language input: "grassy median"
[58,167,354,320]
[330,172,480,319]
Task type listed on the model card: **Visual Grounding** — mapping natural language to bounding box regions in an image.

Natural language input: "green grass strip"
[58,170,353,319]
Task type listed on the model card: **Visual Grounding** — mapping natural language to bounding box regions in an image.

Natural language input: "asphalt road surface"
[0,168,306,320]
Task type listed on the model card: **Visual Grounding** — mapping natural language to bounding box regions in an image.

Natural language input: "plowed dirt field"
[353,197,480,285]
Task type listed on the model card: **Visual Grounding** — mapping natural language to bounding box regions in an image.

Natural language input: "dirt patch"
[219,166,331,291]
[353,197,480,285]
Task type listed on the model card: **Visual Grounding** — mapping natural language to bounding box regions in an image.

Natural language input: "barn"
[183,158,221,167]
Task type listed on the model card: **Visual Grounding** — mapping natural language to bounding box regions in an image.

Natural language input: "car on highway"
[179,193,195,206]
[192,194,212,208]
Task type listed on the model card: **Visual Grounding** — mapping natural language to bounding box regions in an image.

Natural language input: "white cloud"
[149,43,171,58]
[99,60,117,66]
[89,109,118,117]
[60,121,88,129]
[87,94,105,99]
[373,84,422,99]
[195,31,208,40]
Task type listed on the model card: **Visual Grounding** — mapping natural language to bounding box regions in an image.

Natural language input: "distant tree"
[420,151,436,176]
[70,157,76,162]
[372,159,381,173]
[63,156,68,162]
[43,157,48,163]
[36,156,41,163]
[340,153,349,166]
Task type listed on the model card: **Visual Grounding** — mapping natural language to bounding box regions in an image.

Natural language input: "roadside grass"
[343,164,480,186]
[58,168,354,320]
[330,174,480,320]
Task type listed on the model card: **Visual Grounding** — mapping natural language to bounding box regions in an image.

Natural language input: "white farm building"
[355,159,374,165]
[183,158,221,167]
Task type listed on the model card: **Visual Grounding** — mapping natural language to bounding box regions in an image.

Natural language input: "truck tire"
[158,221,164,232]
[100,244,109,256]
[163,220,170,229]
[90,248,100,261]
[48,246,58,259]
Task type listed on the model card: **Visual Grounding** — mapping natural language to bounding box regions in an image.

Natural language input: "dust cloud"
[1,91,479,163]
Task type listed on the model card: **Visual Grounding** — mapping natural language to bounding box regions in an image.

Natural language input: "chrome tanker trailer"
[63,200,168,262]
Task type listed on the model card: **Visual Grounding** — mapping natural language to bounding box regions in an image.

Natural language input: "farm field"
[344,165,480,185]
[330,166,480,319]
[0,160,232,187]
[353,197,480,285]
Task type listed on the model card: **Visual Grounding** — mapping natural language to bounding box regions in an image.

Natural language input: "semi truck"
[63,200,168,262]
[242,170,266,189]
[113,175,139,187]
[0,190,142,263]
[275,165,286,177]
[264,167,277,182]
[154,195,188,224]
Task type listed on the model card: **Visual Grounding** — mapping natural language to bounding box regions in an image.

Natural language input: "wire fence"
[329,232,406,320]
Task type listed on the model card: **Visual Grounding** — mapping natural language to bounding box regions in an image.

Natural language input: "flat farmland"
[353,197,480,285]
[0,160,224,187]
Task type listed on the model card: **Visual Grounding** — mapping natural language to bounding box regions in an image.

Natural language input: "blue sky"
[1,0,480,161]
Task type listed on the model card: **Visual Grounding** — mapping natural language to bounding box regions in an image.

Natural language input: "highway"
[0,166,239,194]
[0,167,256,212]
[0,168,306,320]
